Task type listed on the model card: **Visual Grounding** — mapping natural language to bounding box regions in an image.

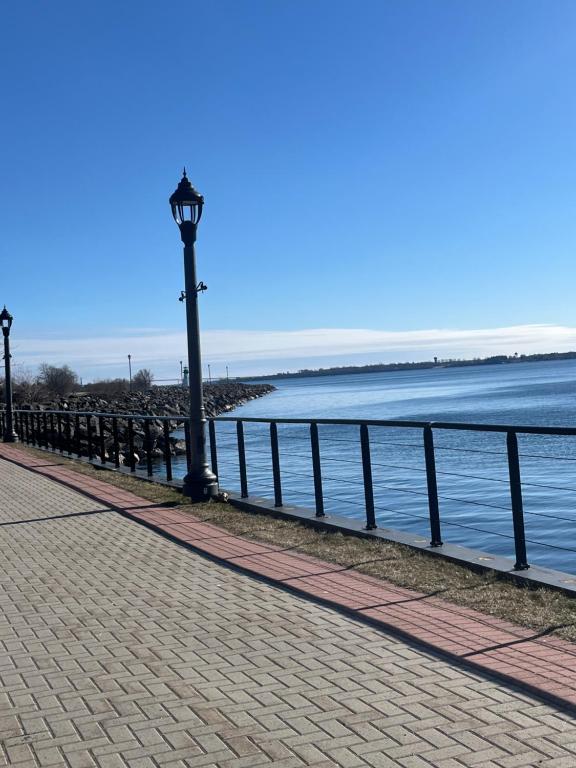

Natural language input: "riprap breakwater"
[13,382,275,467]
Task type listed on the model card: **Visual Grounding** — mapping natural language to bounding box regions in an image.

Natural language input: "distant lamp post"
[208,364,212,384]
[1,306,18,442]
[170,169,218,501]
[128,354,132,390]
[179,360,183,384]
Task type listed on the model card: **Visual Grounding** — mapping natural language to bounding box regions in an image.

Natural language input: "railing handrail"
[10,407,576,436]
[213,415,576,437]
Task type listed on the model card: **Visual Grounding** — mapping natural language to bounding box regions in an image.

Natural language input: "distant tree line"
[0,363,155,403]
[243,351,576,381]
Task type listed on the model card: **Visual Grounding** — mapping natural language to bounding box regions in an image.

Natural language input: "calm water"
[174,359,576,575]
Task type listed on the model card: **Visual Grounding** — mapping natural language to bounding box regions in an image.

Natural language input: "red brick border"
[2,444,576,709]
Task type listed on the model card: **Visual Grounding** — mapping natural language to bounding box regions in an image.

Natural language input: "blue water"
[176,360,576,575]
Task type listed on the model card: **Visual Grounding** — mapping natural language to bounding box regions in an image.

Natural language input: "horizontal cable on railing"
[523,537,576,555]
[368,439,423,449]
[520,480,576,493]
[371,481,511,511]
[262,431,422,450]
[312,492,361,509]
[519,452,576,462]
[374,504,432,524]
[427,517,515,539]
[434,468,509,483]
[434,444,507,457]
[521,508,576,523]
[434,492,510,512]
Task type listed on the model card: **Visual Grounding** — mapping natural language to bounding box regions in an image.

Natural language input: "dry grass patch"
[18,445,576,643]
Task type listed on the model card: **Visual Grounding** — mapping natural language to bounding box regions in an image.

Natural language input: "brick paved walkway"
[1,450,576,767]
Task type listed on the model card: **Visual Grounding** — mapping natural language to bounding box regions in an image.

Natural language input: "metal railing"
[5,408,576,572]
[4,409,190,484]
[211,416,562,572]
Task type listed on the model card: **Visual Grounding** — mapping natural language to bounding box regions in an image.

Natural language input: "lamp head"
[169,169,204,236]
[0,306,13,336]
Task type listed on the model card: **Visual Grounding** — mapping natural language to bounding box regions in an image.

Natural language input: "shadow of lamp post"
[169,170,218,501]
[1,306,18,443]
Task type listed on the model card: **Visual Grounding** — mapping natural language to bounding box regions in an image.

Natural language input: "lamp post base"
[182,468,219,502]
[3,431,18,443]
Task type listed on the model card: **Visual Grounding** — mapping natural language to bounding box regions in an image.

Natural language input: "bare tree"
[37,364,79,395]
[132,369,154,391]
[12,368,46,404]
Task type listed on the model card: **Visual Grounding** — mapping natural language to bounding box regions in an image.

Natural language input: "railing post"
[43,412,48,448]
[360,424,376,530]
[310,422,325,518]
[237,420,248,498]
[56,414,63,453]
[112,417,120,468]
[30,411,36,446]
[270,421,283,507]
[99,416,106,464]
[127,418,136,472]
[208,419,218,481]
[144,420,153,477]
[163,421,172,482]
[65,413,72,455]
[507,430,529,570]
[75,414,81,457]
[86,416,93,460]
[49,413,55,450]
[424,425,442,547]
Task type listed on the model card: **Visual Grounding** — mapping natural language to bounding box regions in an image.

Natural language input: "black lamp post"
[169,170,218,501]
[1,306,18,443]
[128,354,132,390]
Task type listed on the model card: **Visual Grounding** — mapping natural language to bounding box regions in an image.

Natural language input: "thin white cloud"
[9,324,576,380]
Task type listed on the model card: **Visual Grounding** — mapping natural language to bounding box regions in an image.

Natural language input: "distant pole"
[180,360,183,384]
[128,354,132,390]
[169,170,218,501]
[226,365,229,381]
[208,364,212,384]
[1,307,18,442]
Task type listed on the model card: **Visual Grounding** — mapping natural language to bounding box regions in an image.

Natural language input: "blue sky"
[2,1,576,379]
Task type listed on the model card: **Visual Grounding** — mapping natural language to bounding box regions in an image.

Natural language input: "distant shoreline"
[240,351,576,382]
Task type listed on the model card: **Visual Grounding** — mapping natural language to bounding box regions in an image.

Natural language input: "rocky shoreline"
[14,382,275,468]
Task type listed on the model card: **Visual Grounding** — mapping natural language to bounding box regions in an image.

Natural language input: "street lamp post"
[180,360,183,384]
[170,170,218,501]
[128,354,132,390]
[1,307,18,443]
